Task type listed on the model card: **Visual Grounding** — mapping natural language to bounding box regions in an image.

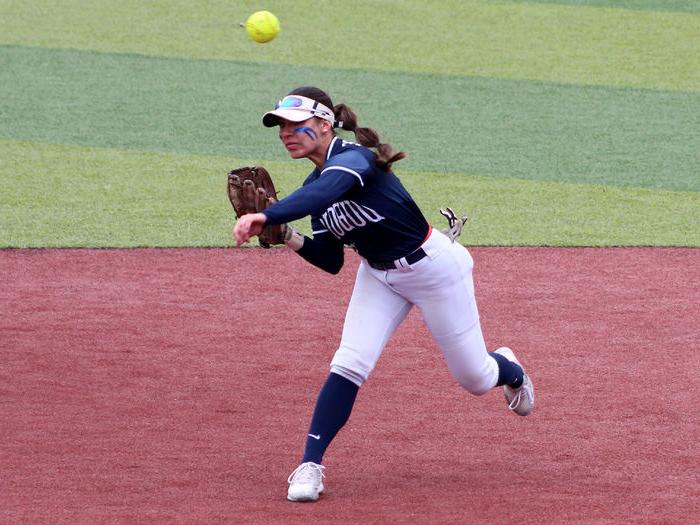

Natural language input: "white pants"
[331,229,499,395]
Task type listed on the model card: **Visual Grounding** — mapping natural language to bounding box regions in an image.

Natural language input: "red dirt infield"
[1,247,698,524]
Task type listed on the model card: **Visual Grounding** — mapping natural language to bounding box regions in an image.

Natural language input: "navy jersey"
[263,137,429,261]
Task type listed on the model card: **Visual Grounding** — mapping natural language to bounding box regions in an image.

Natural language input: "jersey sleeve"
[263,150,371,225]
[295,231,345,274]
[319,149,371,189]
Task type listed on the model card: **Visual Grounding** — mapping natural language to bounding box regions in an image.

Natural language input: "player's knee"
[330,364,366,387]
[330,345,376,386]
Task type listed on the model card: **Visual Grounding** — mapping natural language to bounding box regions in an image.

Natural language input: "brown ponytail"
[288,86,406,171]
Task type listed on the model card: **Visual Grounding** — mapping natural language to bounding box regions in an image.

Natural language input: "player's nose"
[279,124,294,138]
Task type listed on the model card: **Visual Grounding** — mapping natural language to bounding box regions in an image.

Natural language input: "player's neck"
[308,135,334,168]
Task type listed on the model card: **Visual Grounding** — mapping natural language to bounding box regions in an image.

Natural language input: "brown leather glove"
[227,166,286,248]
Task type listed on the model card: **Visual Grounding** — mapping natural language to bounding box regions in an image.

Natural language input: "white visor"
[262,95,335,127]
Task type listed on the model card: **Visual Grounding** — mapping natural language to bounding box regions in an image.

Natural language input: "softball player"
[233,86,535,502]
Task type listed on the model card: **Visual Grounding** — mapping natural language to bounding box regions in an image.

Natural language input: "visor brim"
[262,109,315,127]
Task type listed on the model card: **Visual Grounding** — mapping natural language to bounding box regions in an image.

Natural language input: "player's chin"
[286,147,306,159]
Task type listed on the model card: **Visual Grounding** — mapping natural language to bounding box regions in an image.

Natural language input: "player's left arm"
[291,231,344,274]
[283,213,345,273]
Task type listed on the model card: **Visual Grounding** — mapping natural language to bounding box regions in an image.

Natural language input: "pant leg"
[330,262,413,384]
[383,232,499,395]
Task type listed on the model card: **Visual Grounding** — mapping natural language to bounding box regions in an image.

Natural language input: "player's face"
[278,117,329,161]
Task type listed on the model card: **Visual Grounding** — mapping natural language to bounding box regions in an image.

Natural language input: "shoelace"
[288,462,326,484]
[508,377,532,411]
[508,388,524,410]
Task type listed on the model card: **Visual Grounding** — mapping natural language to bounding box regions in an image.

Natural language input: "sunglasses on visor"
[275,96,334,120]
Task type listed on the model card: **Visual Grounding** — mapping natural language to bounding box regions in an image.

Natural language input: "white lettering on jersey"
[320,200,385,238]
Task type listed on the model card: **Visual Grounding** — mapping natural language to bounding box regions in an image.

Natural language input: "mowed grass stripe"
[510,0,700,13]
[1,140,697,248]
[2,46,698,192]
[0,1,697,91]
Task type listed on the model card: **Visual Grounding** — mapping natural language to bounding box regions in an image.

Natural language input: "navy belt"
[368,248,427,271]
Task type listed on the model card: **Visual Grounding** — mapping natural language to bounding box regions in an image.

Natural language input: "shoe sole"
[287,483,324,502]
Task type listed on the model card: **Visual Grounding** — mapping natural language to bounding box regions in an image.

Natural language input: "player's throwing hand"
[233,212,267,246]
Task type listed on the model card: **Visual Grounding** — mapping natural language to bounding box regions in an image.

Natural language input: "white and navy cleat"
[287,462,325,502]
[494,347,535,416]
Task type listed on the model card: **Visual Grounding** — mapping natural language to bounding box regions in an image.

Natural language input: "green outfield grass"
[512,0,700,13]
[2,46,698,192]
[2,140,697,247]
[1,0,697,91]
[1,0,698,248]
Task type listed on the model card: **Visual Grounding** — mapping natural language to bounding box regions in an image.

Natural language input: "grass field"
[1,0,698,247]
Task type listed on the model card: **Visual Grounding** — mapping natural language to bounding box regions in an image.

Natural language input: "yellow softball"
[245,11,280,44]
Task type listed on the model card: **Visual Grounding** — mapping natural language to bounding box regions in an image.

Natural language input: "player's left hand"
[227,165,287,248]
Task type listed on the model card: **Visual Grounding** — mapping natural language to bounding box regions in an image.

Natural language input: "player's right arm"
[263,150,370,226]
